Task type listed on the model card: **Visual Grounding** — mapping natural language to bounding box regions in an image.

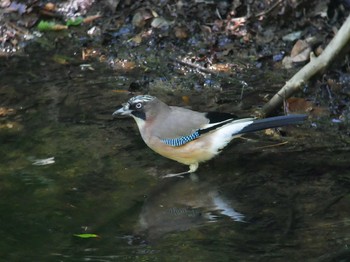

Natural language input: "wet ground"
[1,43,350,262]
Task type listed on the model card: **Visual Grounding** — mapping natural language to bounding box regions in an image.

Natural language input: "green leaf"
[37,21,56,31]
[74,233,99,238]
[37,20,67,31]
[66,17,84,27]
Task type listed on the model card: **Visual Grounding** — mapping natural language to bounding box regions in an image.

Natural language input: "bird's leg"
[161,171,187,179]
[162,163,199,178]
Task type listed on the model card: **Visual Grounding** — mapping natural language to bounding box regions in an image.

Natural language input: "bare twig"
[255,141,289,150]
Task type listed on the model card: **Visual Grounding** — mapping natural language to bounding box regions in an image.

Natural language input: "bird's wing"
[158,111,307,147]
[152,106,208,139]
[159,110,242,147]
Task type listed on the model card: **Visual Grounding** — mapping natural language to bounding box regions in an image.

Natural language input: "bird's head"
[113,95,157,121]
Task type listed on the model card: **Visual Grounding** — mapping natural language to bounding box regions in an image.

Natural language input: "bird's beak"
[112,103,131,117]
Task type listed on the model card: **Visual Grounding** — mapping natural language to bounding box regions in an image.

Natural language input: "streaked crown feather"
[128,95,155,104]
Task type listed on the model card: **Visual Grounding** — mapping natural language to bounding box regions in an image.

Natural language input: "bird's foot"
[161,163,199,179]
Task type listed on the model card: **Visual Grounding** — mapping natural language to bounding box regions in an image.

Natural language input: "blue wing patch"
[161,118,236,147]
[161,130,200,147]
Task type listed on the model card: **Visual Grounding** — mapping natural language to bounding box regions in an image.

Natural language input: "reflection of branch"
[261,14,350,117]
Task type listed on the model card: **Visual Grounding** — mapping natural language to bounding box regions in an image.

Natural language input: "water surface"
[1,53,349,262]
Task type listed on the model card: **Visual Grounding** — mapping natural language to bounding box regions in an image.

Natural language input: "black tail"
[237,114,307,135]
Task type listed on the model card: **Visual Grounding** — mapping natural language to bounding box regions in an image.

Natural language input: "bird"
[113,95,307,177]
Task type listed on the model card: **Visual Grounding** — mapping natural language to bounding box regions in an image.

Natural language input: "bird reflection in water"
[134,176,244,240]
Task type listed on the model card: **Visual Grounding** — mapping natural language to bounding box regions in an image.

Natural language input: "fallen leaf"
[82,48,101,60]
[43,3,56,11]
[282,31,302,42]
[83,14,102,24]
[0,107,16,116]
[113,60,137,71]
[210,63,231,72]
[151,9,159,18]
[182,96,190,105]
[282,56,293,69]
[132,9,153,28]
[74,234,99,238]
[286,97,328,117]
[174,27,188,39]
[291,47,311,63]
[37,21,68,31]
[290,39,311,62]
[66,17,84,26]
[151,17,172,28]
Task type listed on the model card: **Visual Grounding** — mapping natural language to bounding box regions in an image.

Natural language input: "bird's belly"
[147,137,217,165]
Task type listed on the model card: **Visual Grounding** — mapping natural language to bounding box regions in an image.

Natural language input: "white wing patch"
[207,118,254,155]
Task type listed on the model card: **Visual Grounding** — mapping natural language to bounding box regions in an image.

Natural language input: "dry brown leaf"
[286,97,328,117]
[83,14,102,24]
[0,107,16,116]
[52,24,68,30]
[132,9,153,28]
[182,96,190,105]
[113,60,137,71]
[210,63,231,72]
[43,2,56,11]
[290,39,311,62]
[82,48,101,60]
[174,27,188,39]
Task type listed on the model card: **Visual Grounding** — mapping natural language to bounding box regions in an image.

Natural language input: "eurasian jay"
[113,95,307,177]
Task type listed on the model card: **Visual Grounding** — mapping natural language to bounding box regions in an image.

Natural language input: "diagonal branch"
[261,14,350,117]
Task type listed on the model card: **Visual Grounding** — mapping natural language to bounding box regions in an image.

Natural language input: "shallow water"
[1,53,350,262]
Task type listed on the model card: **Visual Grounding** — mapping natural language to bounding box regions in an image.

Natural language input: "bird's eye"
[135,102,143,109]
